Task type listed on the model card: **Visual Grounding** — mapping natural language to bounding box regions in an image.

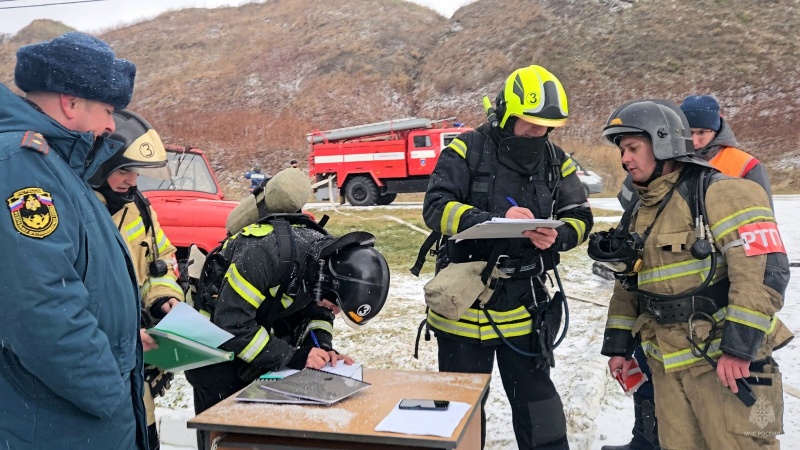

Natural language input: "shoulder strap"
[676,166,718,224]
[465,131,485,178]
[132,189,154,234]
[410,131,487,276]
[410,231,442,276]
[254,216,307,329]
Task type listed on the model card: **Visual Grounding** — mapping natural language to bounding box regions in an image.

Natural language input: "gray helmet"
[601,99,696,162]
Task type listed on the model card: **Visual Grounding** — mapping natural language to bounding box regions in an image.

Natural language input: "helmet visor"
[515,113,567,128]
[134,165,172,180]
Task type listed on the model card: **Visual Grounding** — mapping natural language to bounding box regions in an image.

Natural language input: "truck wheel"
[376,193,397,205]
[345,176,379,206]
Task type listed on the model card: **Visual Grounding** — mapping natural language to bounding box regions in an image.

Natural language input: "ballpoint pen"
[506,196,518,207]
[309,330,321,348]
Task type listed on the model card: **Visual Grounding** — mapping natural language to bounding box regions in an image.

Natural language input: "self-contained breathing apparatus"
[589,98,758,406]
[411,68,572,369]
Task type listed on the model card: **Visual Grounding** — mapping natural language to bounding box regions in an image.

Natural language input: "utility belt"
[494,255,544,280]
[638,295,725,325]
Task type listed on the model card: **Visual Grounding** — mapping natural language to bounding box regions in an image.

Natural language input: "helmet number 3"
[356,304,371,317]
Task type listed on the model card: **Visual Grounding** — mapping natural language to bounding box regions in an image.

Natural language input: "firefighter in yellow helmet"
[422,65,592,450]
[589,99,792,449]
[89,110,184,450]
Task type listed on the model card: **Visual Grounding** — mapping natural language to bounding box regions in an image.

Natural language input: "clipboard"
[259,368,371,405]
[449,218,563,240]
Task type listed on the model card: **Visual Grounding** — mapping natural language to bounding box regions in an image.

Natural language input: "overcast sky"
[0,0,476,35]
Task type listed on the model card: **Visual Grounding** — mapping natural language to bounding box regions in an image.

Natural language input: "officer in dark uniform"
[422,65,593,450]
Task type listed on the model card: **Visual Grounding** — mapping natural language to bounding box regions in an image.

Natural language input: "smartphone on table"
[398,399,450,411]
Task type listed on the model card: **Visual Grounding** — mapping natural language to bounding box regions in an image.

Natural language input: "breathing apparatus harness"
[589,165,723,327]
[412,99,570,368]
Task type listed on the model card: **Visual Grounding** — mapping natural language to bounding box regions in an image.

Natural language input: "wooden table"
[187,369,490,450]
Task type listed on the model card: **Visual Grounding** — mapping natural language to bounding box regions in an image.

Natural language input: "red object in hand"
[614,357,648,396]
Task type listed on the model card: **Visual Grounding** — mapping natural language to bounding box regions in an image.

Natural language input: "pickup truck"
[137,145,239,273]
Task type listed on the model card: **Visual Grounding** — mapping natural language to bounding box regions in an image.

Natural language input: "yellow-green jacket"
[601,168,793,372]
[97,193,184,309]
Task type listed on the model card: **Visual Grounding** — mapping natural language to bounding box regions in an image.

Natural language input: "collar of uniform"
[636,169,682,207]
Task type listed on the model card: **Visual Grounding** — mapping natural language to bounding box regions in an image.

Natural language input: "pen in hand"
[309,330,321,348]
[506,196,518,207]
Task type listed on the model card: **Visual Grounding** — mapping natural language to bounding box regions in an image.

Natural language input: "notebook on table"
[259,368,371,405]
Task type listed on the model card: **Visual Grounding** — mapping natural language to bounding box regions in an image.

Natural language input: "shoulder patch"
[20,131,49,155]
[7,187,59,238]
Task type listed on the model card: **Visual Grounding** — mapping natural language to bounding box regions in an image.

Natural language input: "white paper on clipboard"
[449,218,563,240]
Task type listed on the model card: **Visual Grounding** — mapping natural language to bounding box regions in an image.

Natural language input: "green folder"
[143,329,234,372]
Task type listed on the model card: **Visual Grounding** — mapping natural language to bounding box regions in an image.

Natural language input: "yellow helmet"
[89,110,171,187]
[496,65,568,129]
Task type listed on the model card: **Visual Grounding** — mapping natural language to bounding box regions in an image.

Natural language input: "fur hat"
[15,32,136,110]
[680,95,721,132]
[226,168,312,235]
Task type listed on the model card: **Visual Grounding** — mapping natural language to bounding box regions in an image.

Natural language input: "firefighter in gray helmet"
[91,109,183,450]
[590,99,791,449]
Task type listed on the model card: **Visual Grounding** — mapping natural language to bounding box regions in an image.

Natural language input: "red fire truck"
[307,117,471,206]
[137,145,238,267]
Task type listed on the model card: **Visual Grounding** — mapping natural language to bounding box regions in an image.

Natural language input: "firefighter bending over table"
[186,168,391,450]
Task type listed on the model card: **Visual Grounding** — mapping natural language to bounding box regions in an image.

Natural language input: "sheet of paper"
[450,219,563,240]
[374,400,470,438]
[154,302,233,348]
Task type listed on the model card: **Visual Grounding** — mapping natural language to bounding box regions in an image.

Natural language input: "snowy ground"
[157,196,800,450]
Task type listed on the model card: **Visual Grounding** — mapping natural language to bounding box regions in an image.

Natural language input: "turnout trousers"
[649,359,783,450]
[437,336,569,450]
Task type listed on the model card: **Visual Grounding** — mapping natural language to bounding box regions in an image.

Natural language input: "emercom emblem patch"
[7,187,59,238]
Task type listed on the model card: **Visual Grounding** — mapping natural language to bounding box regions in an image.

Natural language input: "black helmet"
[89,110,170,187]
[601,99,699,163]
[317,233,389,329]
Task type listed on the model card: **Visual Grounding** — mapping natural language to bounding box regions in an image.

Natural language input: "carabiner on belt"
[687,310,717,357]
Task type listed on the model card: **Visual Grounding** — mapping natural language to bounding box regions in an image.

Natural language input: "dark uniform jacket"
[423,124,593,344]
[0,85,147,449]
[186,223,337,389]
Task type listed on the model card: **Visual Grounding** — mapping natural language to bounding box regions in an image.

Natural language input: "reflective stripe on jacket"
[601,168,792,372]
[423,124,593,344]
[211,224,335,371]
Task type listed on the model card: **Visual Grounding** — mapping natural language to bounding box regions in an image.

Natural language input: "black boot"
[601,394,660,450]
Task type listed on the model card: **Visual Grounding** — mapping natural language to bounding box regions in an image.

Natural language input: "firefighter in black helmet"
[90,109,183,450]
[185,173,389,450]
[422,65,593,450]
